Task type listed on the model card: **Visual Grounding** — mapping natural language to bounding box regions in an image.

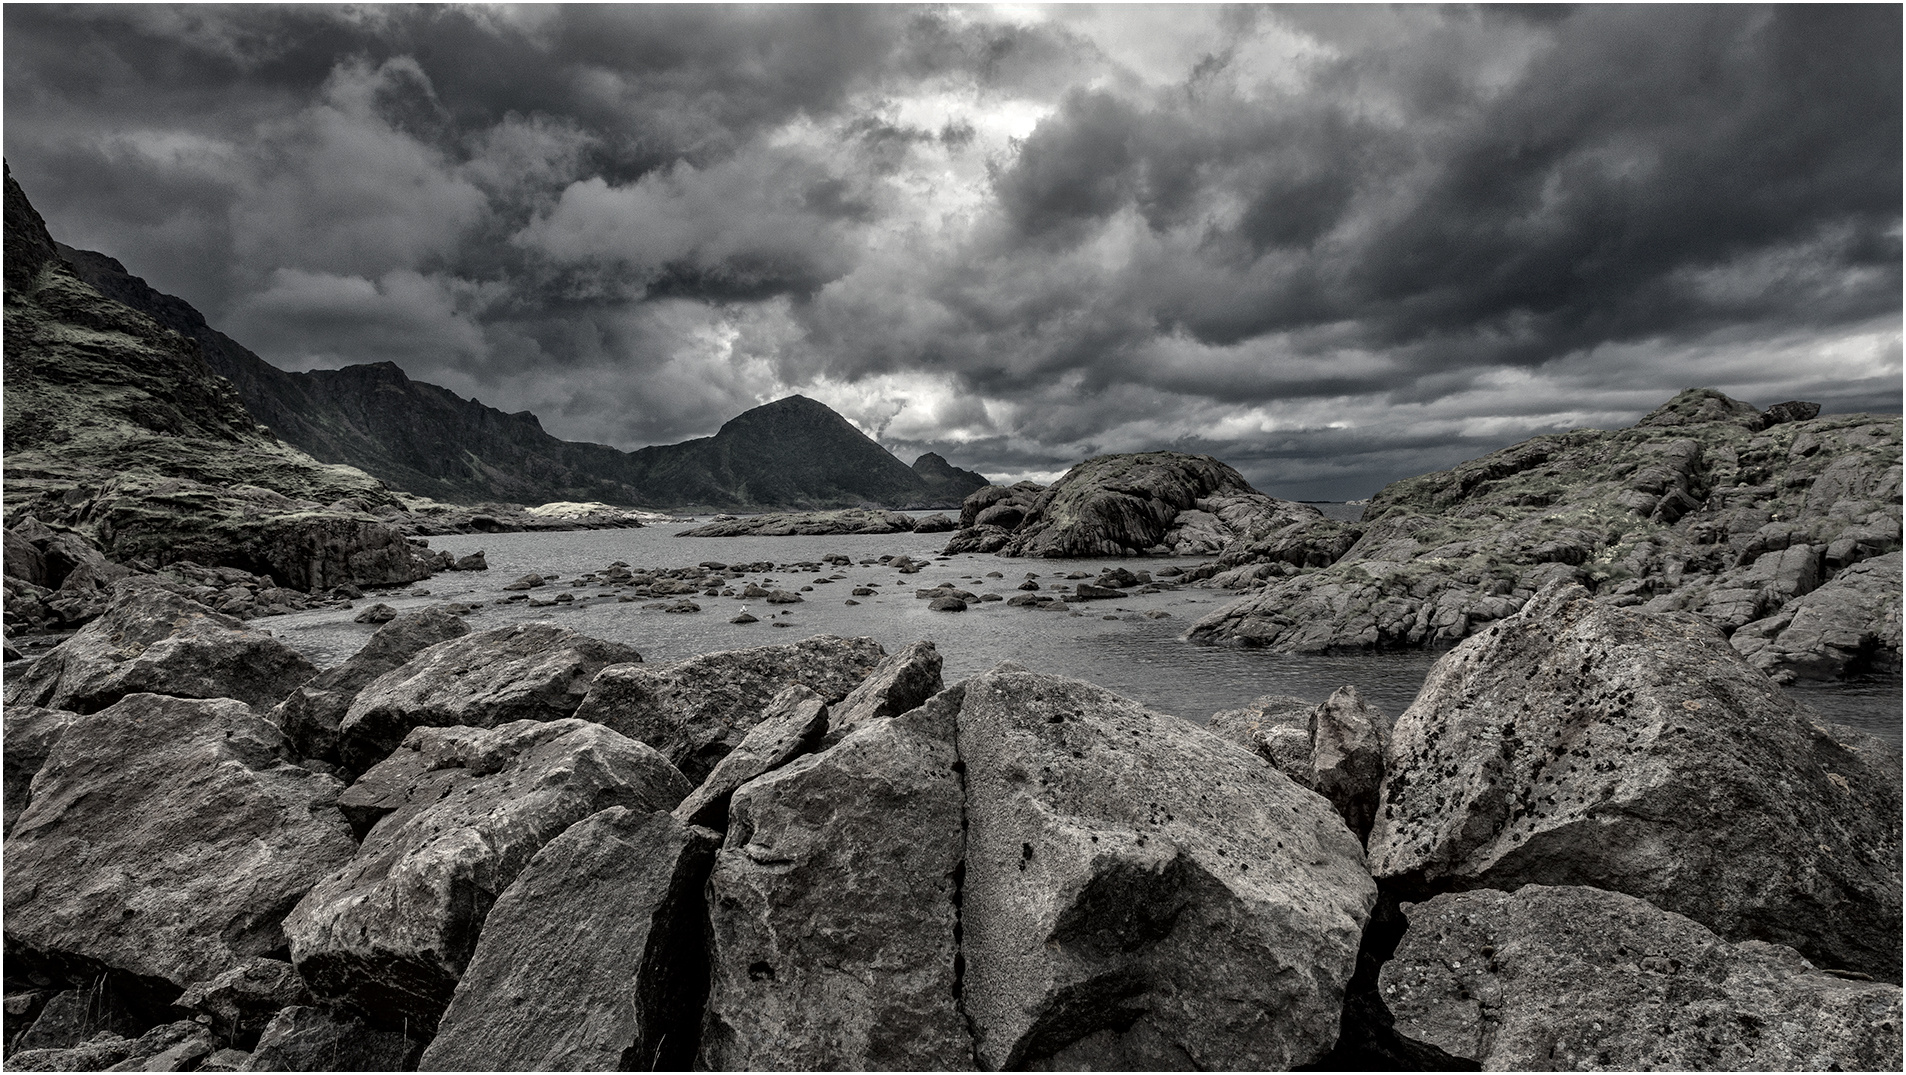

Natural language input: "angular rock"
[672,684,828,829]
[1309,685,1391,843]
[1730,551,1902,682]
[238,1006,420,1072]
[1205,693,1317,787]
[350,602,397,625]
[820,639,944,747]
[6,1020,213,1073]
[5,694,355,991]
[957,666,1376,1070]
[1368,582,1903,980]
[9,986,145,1052]
[269,606,469,766]
[334,622,640,773]
[572,635,885,783]
[3,588,317,714]
[451,551,487,571]
[174,957,311,1050]
[3,704,78,835]
[699,688,971,1071]
[419,809,719,1072]
[928,595,967,611]
[1382,885,1903,1070]
[285,719,690,1032]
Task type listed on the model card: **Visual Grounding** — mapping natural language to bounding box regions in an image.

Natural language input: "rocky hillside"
[2,165,442,597]
[1172,389,1900,683]
[3,580,1896,1070]
[52,247,989,511]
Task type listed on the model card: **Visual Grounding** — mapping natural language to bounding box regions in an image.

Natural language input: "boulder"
[334,622,639,773]
[1382,885,1903,1070]
[1730,551,1902,682]
[699,688,971,1070]
[5,1019,214,1073]
[1368,582,1903,980]
[173,957,311,1051]
[284,719,690,1032]
[419,809,719,1072]
[270,605,470,766]
[572,635,885,783]
[911,512,956,533]
[1309,685,1391,843]
[956,666,1376,1070]
[819,639,944,746]
[1205,693,1319,787]
[350,602,397,625]
[238,1006,420,1072]
[451,551,487,571]
[2,704,78,835]
[929,595,967,611]
[672,684,828,829]
[8,985,146,1052]
[4,694,356,992]
[4,588,317,714]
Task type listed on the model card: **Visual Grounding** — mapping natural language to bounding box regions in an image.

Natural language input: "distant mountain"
[57,246,989,511]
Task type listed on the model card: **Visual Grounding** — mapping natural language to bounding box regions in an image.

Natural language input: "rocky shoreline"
[2,568,1898,1071]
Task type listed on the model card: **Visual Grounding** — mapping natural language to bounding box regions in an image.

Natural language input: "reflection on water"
[259,517,1899,739]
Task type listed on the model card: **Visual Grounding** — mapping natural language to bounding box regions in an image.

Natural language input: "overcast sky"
[7,4,1900,499]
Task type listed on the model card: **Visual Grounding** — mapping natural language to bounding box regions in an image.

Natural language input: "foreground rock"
[271,605,470,765]
[1368,582,1902,980]
[421,809,719,1072]
[4,587,317,714]
[1191,390,1901,667]
[676,508,918,536]
[820,639,944,745]
[1382,885,1903,1070]
[286,719,690,1033]
[573,635,885,783]
[335,622,640,772]
[672,684,828,829]
[957,665,1376,1069]
[5,694,356,992]
[1207,688,1390,843]
[240,1005,420,1072]
[699,688,971,1070]
[4,1019,215,1073]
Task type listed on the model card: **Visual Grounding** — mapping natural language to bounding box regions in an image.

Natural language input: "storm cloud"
[6,3,1898,499]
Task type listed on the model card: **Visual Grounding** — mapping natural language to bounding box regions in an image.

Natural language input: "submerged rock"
[285,719,690,1032]
[1368,582,1902,980]
[1382,885,1903,1070]
[956,665,1376,1070]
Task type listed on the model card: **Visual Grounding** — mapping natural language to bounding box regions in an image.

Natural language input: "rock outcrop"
[1382,885,1902,1070]
[957,665,1376,1070]
[5,694,356,992]
[420,808,719,1072]
[573,635,886,782]
[676,508,921,536]
[4,587,317,715]
[284,719,690,1033]
[335,622,641,772]
[1189,389,1901,674]
[271,605,471,765]
[1729,551,1902,682]
[1367,582,1902,980]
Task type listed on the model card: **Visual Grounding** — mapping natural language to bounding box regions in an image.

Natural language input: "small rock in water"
[731,614,758,624]
[664,602,701,614]
[501,574,545,591]
[844,599,860,606]
[929,597,967,612]
[352,603,398,625]
[851,587,875,596]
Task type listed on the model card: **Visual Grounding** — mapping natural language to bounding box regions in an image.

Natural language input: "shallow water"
[258,515,1900,739]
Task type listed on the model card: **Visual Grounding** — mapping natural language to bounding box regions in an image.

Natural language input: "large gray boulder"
[334,622,640,773]
[817,639,943,747]
[3,588,317,714]
[1730,551,1902,682]
[2,704,78,835]
[672,684,828,830]
[572,635,885,783]
[284,719,689,1032]
[957,666,1376,1070]
[699,687,972,1071]
[1368,582,1903,980]
[272,606,469,765]
[4,694,356,991]
[420,808,719,1072]
[1382,885,1903,1070]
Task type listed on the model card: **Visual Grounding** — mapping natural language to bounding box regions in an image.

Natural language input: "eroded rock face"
[420,808,719,1072]
[672,684,828,830]
[2,704,78,835]
[699,688,972,1071]
[1382,885,1903,1070]
[957,666,1376,1070]
[270,605,470,766]
[284,719,689,1033]
[335,622,640,773]
[1729,551,1902,682]
[573,635,885,783]
[3,588,317,714]
[1368,583,1903,980]
[5,694,356,991]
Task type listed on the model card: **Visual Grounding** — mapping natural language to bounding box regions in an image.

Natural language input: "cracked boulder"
[957,666,1376,1070]
[572,635,885,783]
[4,694,355,992]
[1382,885,1902,1070]
[3,704,78,835]
[672,683,828,830]
[699,686,971,1071]
[284,719,690,1033]
[272,605,469,766]
[3,588,317,714]
[1368,582,1902,980]
[420,808,718,1072]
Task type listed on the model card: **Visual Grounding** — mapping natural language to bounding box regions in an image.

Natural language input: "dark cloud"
[5,4,1897,500]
